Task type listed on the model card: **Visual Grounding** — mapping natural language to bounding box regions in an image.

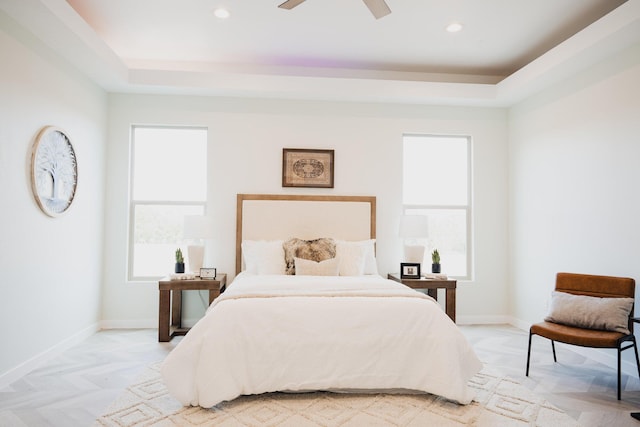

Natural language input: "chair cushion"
[531,321,628,348]
[545,291,633,334]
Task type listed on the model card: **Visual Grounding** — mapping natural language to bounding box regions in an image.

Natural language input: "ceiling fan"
[278,0,391,20]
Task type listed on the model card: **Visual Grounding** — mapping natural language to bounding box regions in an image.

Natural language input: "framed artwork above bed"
[282,148,334,188]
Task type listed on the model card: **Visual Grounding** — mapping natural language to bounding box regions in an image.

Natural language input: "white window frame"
[128,125,207,282]
[402,133,473,280]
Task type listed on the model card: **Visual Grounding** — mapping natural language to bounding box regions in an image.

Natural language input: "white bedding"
[161,273,482,407]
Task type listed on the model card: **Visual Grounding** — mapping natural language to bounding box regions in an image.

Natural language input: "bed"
[161,194,482,407]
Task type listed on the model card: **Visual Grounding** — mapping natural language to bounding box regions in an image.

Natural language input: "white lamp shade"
[399,215,428,238]
[183,215,213,274]
[400,215,428,270]
[187,245,205,273]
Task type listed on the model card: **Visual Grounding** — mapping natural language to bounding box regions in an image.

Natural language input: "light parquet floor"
[1,325,640,426]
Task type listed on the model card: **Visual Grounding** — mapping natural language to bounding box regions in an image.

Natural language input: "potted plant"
[175,248,185,273]
[431,249,441,273]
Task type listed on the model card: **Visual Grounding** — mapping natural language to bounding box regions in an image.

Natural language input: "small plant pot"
[432,263,441,274]
[175,262,185,274]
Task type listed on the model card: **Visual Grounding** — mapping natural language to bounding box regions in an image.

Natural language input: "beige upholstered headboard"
[236,194,376,275]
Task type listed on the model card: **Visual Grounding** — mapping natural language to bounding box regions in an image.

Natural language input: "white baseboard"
[456,315,513,325]
[100,319,156,329]
[100,318,200,329]
[508,317,530,331]
[0,323,99,389]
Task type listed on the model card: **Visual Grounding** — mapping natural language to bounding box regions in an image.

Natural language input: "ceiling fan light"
[446,22,463,33]
[213,8,230,19]
[279,0,306,10]
[363,0,391,19]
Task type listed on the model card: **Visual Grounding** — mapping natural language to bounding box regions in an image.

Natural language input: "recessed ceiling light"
[213,7,230,19]
[446,22,463,33]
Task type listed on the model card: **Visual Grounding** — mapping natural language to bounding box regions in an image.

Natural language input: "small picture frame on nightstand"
[400,263,421,279]
[199,267,217,279]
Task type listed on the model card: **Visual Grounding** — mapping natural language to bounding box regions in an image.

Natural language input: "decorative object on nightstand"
[200,267,217,279]
[431,248,441,273]
[183,214,214,274]
[399,214,428,271]
[175,248,185,273]
[400,262,421,279]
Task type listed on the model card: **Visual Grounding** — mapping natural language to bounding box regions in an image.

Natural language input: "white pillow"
[294,257,340,276]
[335,241,366,276]
[335,239,378,275]
[241,240,286,275]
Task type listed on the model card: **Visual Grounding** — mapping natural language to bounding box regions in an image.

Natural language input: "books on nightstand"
[169,273,197,280]
[423,273,448,280]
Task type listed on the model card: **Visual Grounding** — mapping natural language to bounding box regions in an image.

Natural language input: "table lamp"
[183,215,213,274]
[399,214,428,267]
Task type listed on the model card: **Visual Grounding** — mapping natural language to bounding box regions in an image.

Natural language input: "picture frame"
[199,267,217,279]
[282,148,334,188]
[400,263,421,279]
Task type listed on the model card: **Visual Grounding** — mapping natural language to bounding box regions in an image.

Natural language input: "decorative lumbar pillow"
[545,291,634,334]
[241,240,286,275]
[335,239,378,276]
[283,237,336,275]
[294,257,340,276]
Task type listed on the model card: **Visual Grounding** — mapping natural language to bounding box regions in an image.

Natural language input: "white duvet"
[161,273,482,407]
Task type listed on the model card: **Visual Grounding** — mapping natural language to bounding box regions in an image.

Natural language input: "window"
[402,134,471,279]
[129,126,207,280]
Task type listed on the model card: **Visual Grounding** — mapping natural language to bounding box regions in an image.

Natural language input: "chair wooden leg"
[551,340,557,362]
[526,331,533,376]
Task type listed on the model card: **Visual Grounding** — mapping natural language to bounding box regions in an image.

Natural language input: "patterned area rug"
[94,362,579,426]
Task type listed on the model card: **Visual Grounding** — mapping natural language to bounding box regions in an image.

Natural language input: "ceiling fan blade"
[362,0,391,19]
[278,0,306,10]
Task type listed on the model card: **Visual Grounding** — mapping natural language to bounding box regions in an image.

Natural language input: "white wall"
[102,96,510,327]
[509,44,640,366]
[0,11,108,382]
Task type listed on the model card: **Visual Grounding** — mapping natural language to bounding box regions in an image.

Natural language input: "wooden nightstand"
[158,274,227,342]
[387,273,457,323]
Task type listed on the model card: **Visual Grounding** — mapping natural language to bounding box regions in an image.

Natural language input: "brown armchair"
[526,272,640,400]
